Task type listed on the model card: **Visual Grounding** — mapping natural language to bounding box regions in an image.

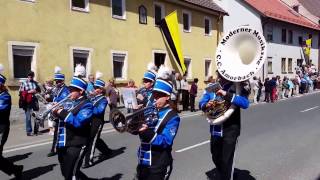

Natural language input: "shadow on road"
[100,173,123,180]
[92,147,126,167]
[7,152,32,163]
[206,168,256,180]
[10,164,58,180]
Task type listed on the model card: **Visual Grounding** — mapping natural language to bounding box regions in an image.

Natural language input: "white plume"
[147,62,158,73]
[74,64,86,77]
[157,65,172,80]
[96,71,103,79]
[0,64,4,74]
[54,66,62,74]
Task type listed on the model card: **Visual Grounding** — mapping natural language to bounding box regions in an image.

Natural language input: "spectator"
[264,78,271,103]
[86,74,95,96]
[281,77,289,98]
[174,73,182,113]
[126,79,138,113]
[181,74,189,111]
[126,79,137,89]
[251,76,259,104]
[257,78,263,102]
[19,71,41,136]
[270,77,277,103]
[189,78,198,112]
[106,78,119,111]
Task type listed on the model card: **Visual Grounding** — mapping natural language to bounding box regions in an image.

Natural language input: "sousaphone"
[207,26,267,125]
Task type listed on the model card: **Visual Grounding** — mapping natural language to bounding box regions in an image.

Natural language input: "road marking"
[300,106,319,112]
[175,140,210,153]
[4,112,202,153]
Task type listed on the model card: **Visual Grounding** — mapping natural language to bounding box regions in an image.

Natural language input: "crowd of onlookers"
[250,64,320,104]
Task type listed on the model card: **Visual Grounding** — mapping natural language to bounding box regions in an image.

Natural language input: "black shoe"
[47,151,57,157]
[26,132,34,136]
[13,165,23,180]
[34,132,42,136]
[82,161,93,169]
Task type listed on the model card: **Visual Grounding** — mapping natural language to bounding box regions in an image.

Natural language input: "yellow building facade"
[0,0,225,103]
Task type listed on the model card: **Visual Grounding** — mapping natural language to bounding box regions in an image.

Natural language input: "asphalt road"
[1,92,320,180]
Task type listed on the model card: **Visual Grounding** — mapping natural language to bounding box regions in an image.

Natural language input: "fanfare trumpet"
[109,106,158,135]
[32,95,72,127]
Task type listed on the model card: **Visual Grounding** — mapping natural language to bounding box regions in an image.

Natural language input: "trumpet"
[32,95,71,127]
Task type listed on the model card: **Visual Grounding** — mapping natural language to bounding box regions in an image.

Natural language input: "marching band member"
[53,74,93,180]
[0,65,23,179]
[83,71,112,168]
[47,66,70,157]
[136,63,158,108]
[135,66,180,180]
[199,72,250,180]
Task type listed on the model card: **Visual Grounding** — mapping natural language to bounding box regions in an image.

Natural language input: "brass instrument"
[32,95,72,127]
[109,106,158,135]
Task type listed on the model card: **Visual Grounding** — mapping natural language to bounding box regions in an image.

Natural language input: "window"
[281,58,286,73]
[12,45,35,78]
[297,59,303,67]
[205,60,211,77]
[73,49,90,77]
[204,17,212,36]
[139,5,147,24]
[182,11,191,32]
[266,26,273,42]
[154,3,164,26]
[111,0,126,19]
[288,30,293,44]
[288,58,293,73]
[71,0,89,12]
[112,52,127,79]
[184,58,192,78]
[282,29,287,43]
[267,57,273,74]
[298,36,303,46]
[154,52,166,69]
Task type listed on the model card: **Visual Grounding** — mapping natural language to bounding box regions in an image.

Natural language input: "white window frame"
[111,50,128,81]
[182,10,192,33]
[70,46,93,79]
[20,0,36,3]
[184,57,192,79]
[110,0,126,20]
[154,2,165,26]
[152,49,169,67]
[281,57,287,73]
[204,58,212,77]
[70,0,90,13]
[8,41,39,81]
[204,16,212,36]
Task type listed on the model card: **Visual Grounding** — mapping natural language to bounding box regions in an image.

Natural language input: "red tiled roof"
[181,0,228,15]
[245,0,320,30]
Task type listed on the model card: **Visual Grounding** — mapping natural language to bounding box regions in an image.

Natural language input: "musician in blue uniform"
[48,67,70,157]
[83,76,112,168]
[136,66,180,180]
[53,76,93,180]
[136,63,157,108]
[199,72,250,180]
[0,68,24,179]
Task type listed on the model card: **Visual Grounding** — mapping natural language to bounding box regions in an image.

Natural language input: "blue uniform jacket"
[92,95,108,120]
[138,106,180,166]
[0,91,11,124]
[53,85,70,103]
[57,97,93,147]
[199,82,250,136]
